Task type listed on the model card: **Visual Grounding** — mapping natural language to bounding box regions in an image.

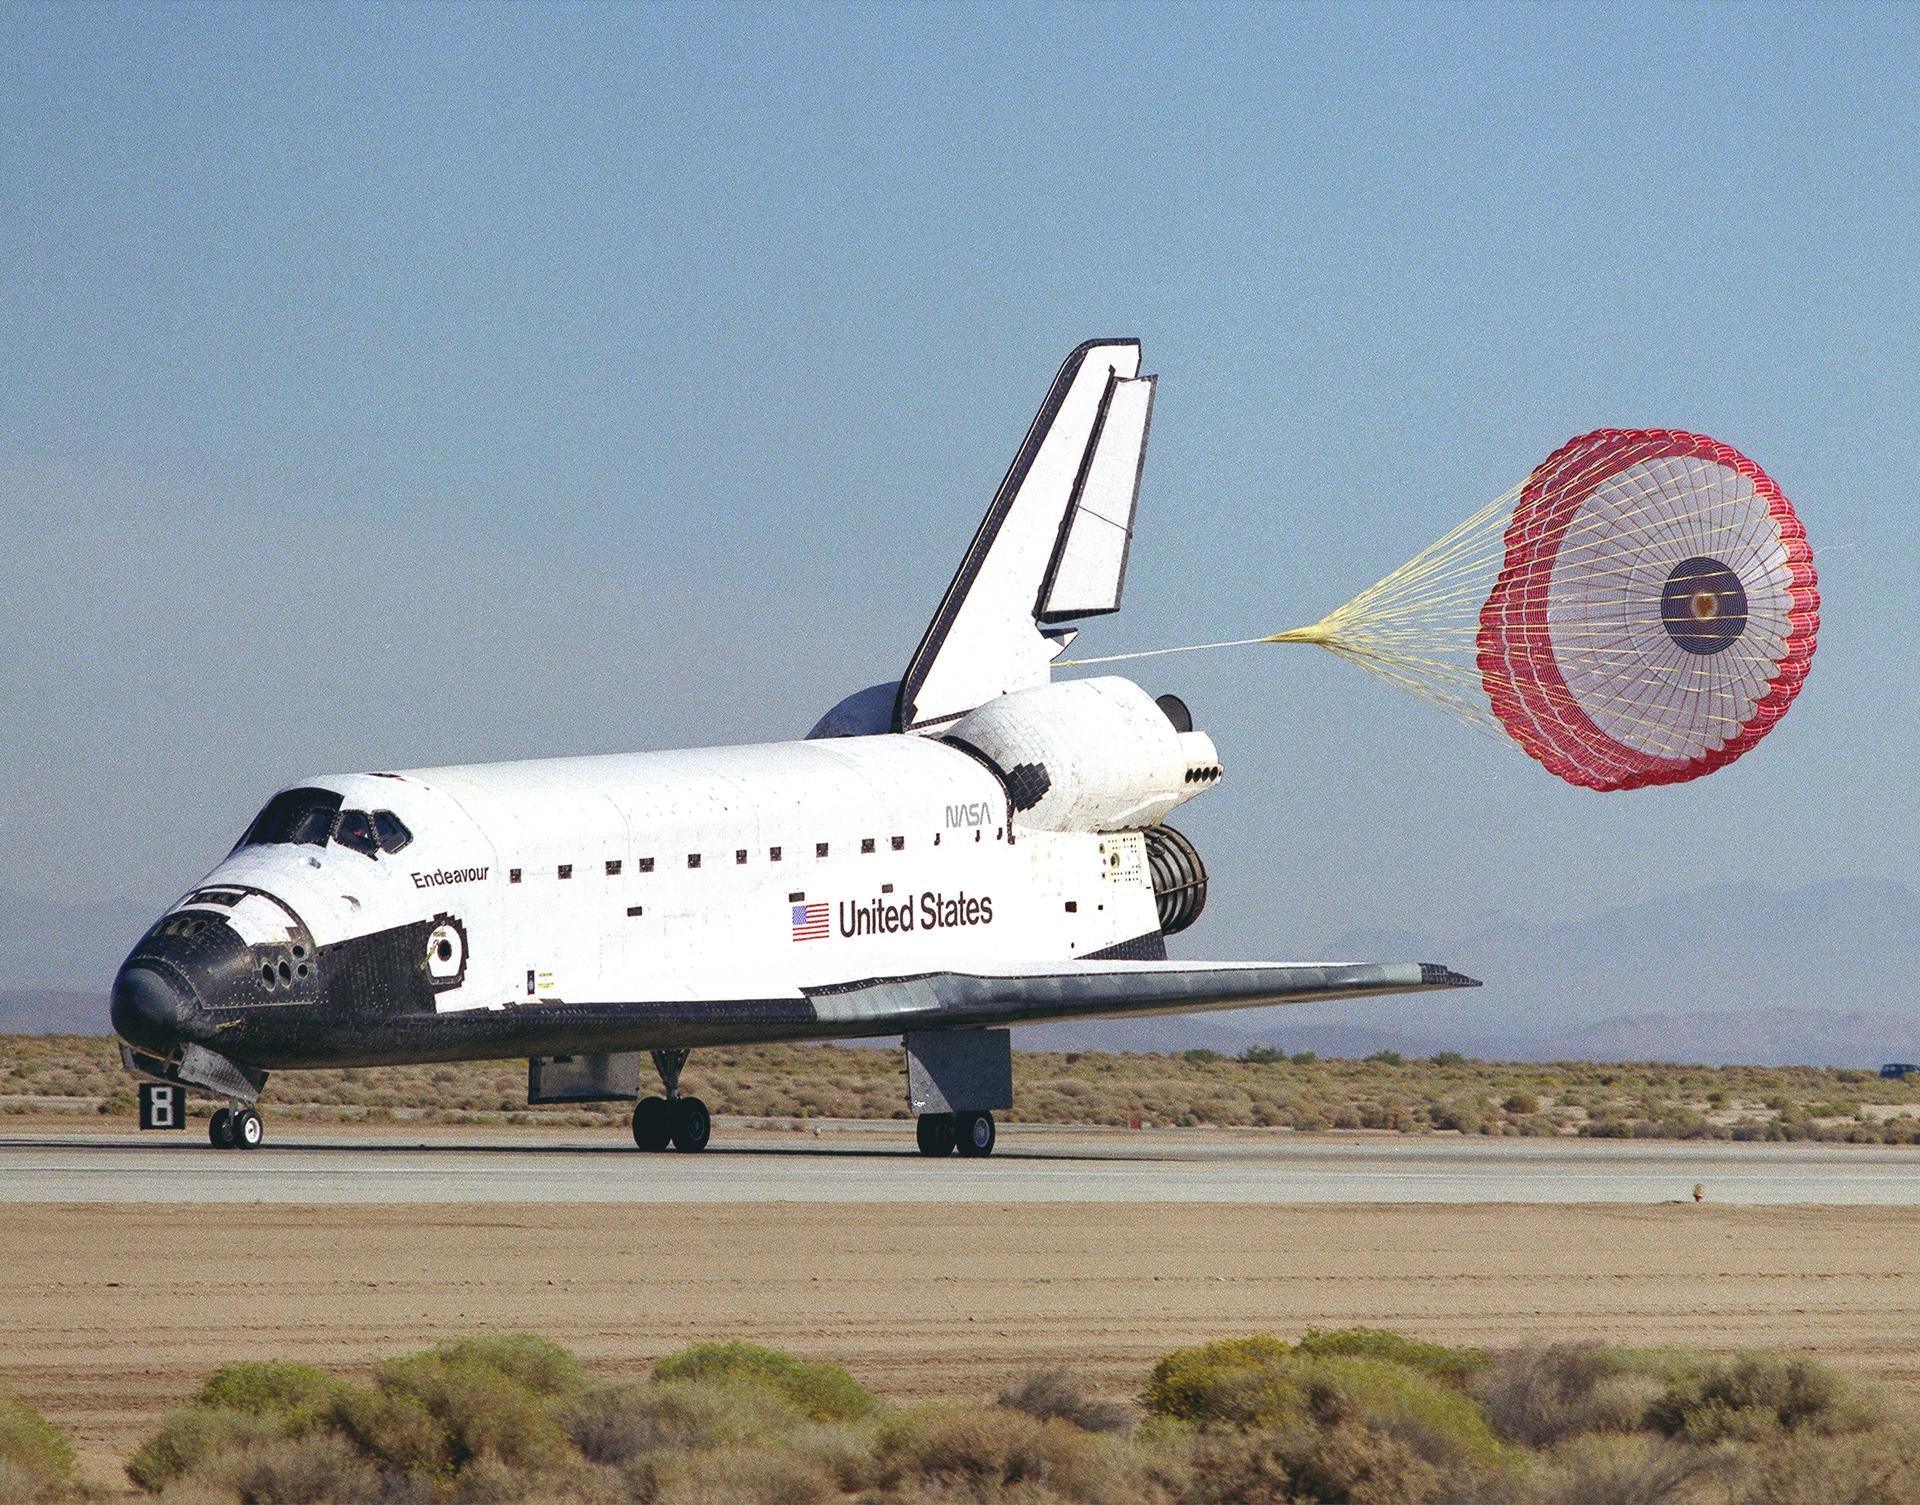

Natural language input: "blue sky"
[2,1,1914,963]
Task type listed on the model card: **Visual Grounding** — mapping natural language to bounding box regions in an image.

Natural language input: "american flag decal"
[790,902,829,942]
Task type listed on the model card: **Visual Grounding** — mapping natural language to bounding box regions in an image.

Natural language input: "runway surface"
[4,1124,1918,1203]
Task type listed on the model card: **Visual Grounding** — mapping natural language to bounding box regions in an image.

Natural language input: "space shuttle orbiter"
[111,339,1476,1156]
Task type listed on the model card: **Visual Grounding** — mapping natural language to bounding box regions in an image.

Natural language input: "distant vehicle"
[1881,1064,1918,1080]
[109,339,1478,1157]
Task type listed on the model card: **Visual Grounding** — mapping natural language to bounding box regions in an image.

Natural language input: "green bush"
[653,1343,880,1422]
[372,1350,573,1472]
[0,1389,76,1496]
[195,1359,350,1432]
[430,1333,589,1398]
[1300,1356,1505,1467]
[1296,1327,1490,1383]
[1143,1336,1302,1425]
[127,1406,282,1490]
[1144,1337,1503,1468]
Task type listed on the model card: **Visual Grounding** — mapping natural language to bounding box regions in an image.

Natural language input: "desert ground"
[6,1129,1919,1490]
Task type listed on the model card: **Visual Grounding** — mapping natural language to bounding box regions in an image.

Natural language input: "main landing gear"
[631,1048,710,1153]
[208,1104,264,1150]
[916,1110,995,1157]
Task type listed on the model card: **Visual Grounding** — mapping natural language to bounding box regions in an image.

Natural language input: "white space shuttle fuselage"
[111,340,1474,1153]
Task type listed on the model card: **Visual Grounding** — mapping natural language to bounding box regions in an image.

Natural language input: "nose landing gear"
[630,1049,710,1153]
[208,1104,264,1150]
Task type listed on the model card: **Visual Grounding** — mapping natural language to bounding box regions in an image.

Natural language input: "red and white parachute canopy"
[1064,426,1818,792]
[1475,430,1819,790]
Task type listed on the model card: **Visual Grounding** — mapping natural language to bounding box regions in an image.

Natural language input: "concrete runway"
[4,1124,1918,1203]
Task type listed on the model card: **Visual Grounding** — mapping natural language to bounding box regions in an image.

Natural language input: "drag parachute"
[1068,427,1820,792]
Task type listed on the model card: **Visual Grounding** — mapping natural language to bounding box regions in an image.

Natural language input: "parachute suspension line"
[1060,429,1818,791]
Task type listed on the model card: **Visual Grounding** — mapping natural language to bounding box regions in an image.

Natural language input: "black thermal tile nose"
[110,964,197,1052]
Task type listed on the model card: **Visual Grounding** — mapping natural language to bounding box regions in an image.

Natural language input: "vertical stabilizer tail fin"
[894,339,1150,734]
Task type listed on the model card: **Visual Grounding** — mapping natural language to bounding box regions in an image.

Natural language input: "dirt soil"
[7,1199,1920,1491]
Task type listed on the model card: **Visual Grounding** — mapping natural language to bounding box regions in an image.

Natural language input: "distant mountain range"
[1020,876,1920,1067]
[5,877,1915,1067]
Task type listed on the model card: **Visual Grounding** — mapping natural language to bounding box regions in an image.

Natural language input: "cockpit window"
[333,809,378,857]
[372,811,413,854]
[237,788,343,850]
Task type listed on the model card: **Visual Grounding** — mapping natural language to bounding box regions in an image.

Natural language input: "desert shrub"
[128,1407,283,1490]
[0,1391,74,1498]
[871,1405,1127,1501]
[442,1453,629,1505]
[652,1444,836,1505]
[1185,1421,1441,1505]
[1503,1092,1541,1115]
[1144,1336,1302,1425]
[327,1385,449,1474]
[373,1349,573,1471]
[1731,1429,1920,1505]
[432,1334,589,1399]
[1537,1433,1721,1505]
[192,1432,380,1504]
[997,1369,1132,1433]
[1647,1352,1871,1444]
[653,1343,879,1422]
[1300,1358,1504,1469]
[1296,1328,1490,1384]
[1474,1343,1655,1448]
[1144,1337,1501,1466]
[0,1459,55,1505]
[558,1380,805,1464]
[779,1422,877,1492]
[195,1360,351,1433]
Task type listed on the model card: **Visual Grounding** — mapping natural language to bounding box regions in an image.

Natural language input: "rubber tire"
[915,1113,957,1156]
[631,1096,672,1152]
[955,1110,996,1158]
[670,1096,711,1153]
[208,1108,234,1149]
[233,1108,265,1150]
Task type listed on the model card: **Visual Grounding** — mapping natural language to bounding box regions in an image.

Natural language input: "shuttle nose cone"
[110,964,198,1052]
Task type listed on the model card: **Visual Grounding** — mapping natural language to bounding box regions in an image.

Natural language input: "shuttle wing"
[804,958,1480,1034]
[405,959,1478,1061]
[895,339,1154,733]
